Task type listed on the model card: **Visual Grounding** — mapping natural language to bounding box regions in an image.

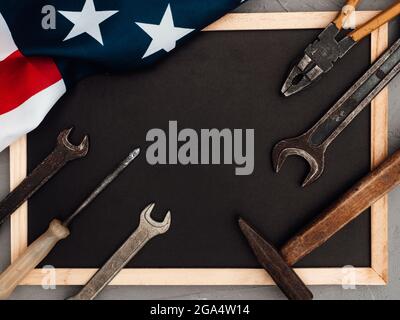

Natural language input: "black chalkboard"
[28,29,372,269]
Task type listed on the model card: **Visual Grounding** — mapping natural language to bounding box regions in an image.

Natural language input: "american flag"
[0,0,248,152]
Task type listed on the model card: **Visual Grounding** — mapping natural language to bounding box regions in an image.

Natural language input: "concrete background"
[1,0,399,300]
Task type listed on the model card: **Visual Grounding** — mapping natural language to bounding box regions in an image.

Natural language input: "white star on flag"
[136,4,194,59]
[59,0,118,45]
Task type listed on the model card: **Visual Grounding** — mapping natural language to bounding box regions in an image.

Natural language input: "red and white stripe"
[0,13,66,152]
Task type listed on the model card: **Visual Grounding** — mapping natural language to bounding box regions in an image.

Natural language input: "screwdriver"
[0,148,140,300]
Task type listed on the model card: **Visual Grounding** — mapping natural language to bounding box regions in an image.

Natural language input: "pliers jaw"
[281,54,323,97]
[281,23,356,97]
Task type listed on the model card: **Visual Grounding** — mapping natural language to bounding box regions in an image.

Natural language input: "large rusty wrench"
[273,38,400,187]
[68,204,171,300]
[0,128,89,225]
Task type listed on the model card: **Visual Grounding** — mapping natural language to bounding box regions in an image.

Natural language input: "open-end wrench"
[273,38,400,187]
[0,128,89,225]
[68,203,171,300]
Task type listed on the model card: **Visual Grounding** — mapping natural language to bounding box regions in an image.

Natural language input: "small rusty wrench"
[68,203,171,300]
[273,38,400,187]
[0,128,89,225]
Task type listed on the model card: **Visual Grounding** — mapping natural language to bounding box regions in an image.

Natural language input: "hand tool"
[281,1,400,96]
[0,128,89,226]
[68,203,171,300]
[240,147,400,299]
[274,37,400,187]
[239,219,313,300]
[0,148,140,300]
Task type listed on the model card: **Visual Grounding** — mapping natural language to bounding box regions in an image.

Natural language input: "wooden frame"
[9,12,388,286]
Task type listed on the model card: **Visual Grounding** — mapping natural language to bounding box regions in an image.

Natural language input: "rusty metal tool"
[239,219,313,300]
[0,128,89,226]
[241,147,400,300]
[0,148,140,300]
[68,204,171,300]
[281,1,400,96]
[274,37,400,187]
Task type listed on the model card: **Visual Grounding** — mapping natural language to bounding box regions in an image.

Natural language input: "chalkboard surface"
[28,29,372,269]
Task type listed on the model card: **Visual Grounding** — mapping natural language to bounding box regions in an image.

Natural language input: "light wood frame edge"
[370,24,389,284]
[9,12,388,286]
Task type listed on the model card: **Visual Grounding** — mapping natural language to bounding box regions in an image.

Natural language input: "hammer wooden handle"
[281,148,400,266]
[349,2,400,42]
[0,220,69,300]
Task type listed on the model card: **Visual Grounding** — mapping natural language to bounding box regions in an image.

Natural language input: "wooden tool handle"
[333,0,361,29]
[281,149,400,266]
[0,220,69,300]
[349,2,400,42]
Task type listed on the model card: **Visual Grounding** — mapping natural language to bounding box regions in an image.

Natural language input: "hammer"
[240,147,400,300]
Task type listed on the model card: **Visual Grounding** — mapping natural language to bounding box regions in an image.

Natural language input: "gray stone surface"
[1,0,399,300]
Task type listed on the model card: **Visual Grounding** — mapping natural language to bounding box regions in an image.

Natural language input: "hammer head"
[272,135,326,187]
[57,127,89,160]
[238,218,313,300]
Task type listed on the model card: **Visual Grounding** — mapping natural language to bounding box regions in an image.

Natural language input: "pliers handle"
[333,0,361,30]
[349,1,400,42]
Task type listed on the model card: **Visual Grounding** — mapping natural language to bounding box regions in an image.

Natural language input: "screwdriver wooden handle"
[0,220,69,300]
[281,148,400,266]
[333,0,361,29]
[349,2,400,42]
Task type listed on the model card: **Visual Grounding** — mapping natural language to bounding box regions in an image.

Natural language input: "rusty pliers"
[282,0,400,96]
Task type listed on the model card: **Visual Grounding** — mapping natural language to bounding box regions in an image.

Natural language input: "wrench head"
[57,127,89,160]
[140,203,171,235]
[272,136,325,187]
